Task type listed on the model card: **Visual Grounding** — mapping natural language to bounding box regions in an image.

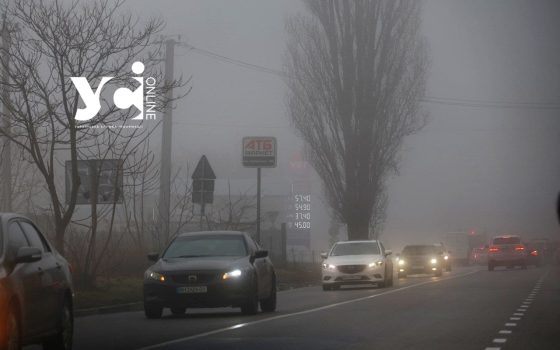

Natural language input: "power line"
[184,43,560,110]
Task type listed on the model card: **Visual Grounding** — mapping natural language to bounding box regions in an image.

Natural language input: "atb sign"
[242,137,277,168]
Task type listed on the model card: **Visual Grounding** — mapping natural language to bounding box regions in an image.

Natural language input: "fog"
[117,0,559,251]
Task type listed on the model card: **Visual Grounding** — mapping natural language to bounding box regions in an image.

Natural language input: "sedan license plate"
[177,286,207,294]
[342,275,362,280]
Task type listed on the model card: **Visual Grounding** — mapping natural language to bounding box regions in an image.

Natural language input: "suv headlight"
[145,269,165,282]
[369,260,383,268]
[398,259,406,266]
[430,258,438,264]
[322,263,336,271]
[222,269,243,280]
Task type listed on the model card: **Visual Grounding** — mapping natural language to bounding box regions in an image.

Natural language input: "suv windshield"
[493,237,521,245]
[163,234,247,259]
[402,245,438,255]
[331,242,380,256]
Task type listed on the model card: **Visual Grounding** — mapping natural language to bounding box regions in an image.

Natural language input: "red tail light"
[515,245,525,251]
[530,250,538,256]
[488,246,499,253]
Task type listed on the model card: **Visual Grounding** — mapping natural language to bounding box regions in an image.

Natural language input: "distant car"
[524,242,543,267]
[143,231,276,318]
[434,243,452,271]
[0,213,74,350]
[397,244,445,278]
[487,235,527,271]
[320,240,393,291]
[469,247,488,265]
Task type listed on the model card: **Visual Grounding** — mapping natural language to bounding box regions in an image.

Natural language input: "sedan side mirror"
[385,250,392,256]
[147,252,159,262]
[15,247,42,264]
[320,252,328,259]
[254,250,268,259]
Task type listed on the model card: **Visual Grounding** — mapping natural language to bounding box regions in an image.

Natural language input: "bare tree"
[0,0,168,253]
[285,0,428,240]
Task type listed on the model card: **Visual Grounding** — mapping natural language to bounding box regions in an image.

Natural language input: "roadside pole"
[1,18,12,212]
[256,167,261,243]
[158,39,175,242]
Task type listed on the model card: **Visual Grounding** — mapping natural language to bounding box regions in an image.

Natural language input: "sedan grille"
[337,265,366,274]
[170,272,220,284]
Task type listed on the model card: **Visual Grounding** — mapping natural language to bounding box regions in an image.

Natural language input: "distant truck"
[441,232,470,265]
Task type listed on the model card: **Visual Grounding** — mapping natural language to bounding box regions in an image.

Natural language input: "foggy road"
[42,265,557,350]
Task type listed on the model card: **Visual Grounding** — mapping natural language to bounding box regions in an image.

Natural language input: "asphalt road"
[27,264,560,350]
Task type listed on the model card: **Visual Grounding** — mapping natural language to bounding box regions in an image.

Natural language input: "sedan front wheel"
[241,281,259,315]
[260,277,277,312]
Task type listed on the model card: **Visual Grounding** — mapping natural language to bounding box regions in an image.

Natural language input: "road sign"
[242,136,277,168]
[192,155,216,204]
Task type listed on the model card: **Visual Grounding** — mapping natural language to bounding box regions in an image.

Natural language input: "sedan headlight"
[430,258,438,264]
[222,269,243,280]
[368,260,384,268]
[322,263,336,271]
[444,255,449,260]
[398,259,406,266]
[145,270,165,282]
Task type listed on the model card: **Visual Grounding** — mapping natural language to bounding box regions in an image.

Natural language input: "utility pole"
[158,39,175,243]
[0,16,12,212]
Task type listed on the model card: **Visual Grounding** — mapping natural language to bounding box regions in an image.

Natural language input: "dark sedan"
[143,231,277,318]
[0,213,74,350]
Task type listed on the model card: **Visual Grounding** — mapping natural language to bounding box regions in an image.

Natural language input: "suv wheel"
[144,301,163,319]
[434,268,443,277]
[43,298,73,350]
[322,284,331,291]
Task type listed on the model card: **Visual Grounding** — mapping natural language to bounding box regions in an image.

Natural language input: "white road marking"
[499,330,512,334]
[137,269,482,350]
[493,338,507,343]
[484,347,501,350]
[516,309,525,312]
[513,313,524,316]
[505,323,516,326]
[510,317,521,320]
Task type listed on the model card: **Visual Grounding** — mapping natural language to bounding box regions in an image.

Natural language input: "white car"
[321,240,393,291]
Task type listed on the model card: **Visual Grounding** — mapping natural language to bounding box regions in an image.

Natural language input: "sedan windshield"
[402,245,438,255]
[163,234,247,259]
[331,242,380,256]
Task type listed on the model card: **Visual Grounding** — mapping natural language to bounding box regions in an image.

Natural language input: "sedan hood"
[152,256,249,272]
[325,255,383,265]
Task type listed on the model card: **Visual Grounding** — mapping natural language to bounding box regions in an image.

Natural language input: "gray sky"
[122,0,560,251]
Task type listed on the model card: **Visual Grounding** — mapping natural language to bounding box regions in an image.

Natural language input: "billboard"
[242,136,277,168]
[65,159,123,204]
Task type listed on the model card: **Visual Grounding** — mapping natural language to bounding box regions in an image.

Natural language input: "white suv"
[487,235,527,271]
[321,240,393,291]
